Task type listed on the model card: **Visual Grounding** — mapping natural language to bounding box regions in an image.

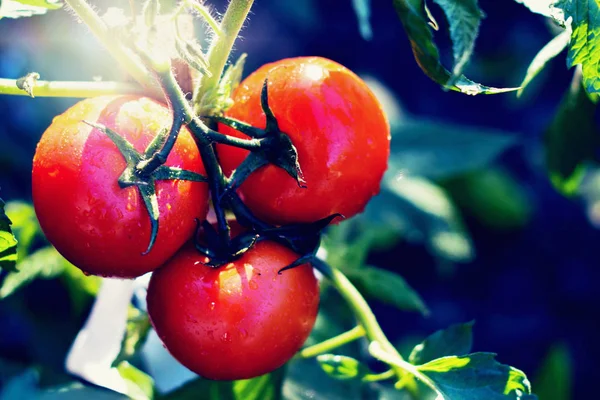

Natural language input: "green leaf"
[316,354,371,381]
[545,70,598,196]
[2,373,127,400]
[344,267,429,315]
[39,383,128,400]
[554,0,600,93]
[389,119,518,179]
[518,28,570,97]
[417,353,537,399]
[513,0,554,17]
[0,369,38,400]
[0,246,67,298]
[365,175,474,263]
[441,168,532,231]
[409,321,474,365]
[232,369,285,400]
[431,0,483,84]
[392,0,516,94]
[112,309,152,367]
[0,0,61,19]
[284,358,375,400]
[11,0,61,9]
[4,201,39,261]
[201,53,247,116]
[161,369,284,400]
[0,198,18,272]
[116,362,154,400]
[352,0,372,40]
[60,261,101,315]
[532,344,572,400]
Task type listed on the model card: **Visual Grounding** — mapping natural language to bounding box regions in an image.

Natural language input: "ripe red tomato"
[32,96,209,278]
[147,240,319,380]
[217,56,390,225]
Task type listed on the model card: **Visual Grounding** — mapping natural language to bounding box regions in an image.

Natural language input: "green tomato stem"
[313,259,411,385]
[193,0,254,113]
[0,78,143,98]
[368,341,436,394]
[362,369,396,383]
[154,63,235,246]
[64,0,160,97]
[205,130,262,151]
[299,325,366,359]
[135,68,189,175]
[184,0,223,37]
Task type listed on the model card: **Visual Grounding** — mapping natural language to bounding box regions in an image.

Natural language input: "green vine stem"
[184,0,223,37]
[313,259,413,386]
[299,325,366,359]
[363,369,396,383]
[150,62,235,246]
[0,78,143,98]
[64,0,160,98]
[193,0,254,114]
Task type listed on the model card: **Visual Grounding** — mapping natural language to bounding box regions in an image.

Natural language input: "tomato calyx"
[261,213,343,268]
[193,219,259,267]
[84,120,207,255]
[212,79,307,193]
[277,245,334,276]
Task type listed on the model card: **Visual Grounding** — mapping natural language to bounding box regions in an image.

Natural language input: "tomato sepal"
[83,120,207,255]
[194,219,260,267]
[277,252,315,274]
[211,115,267,139]
[216,79,307,189]
[263,213,343,257]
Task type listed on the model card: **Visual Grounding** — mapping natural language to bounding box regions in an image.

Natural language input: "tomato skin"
[217,56,391,225]
[147,241,319,380]
[32,96,209,278]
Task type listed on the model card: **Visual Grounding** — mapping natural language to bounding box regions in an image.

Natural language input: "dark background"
[0,0,593,398]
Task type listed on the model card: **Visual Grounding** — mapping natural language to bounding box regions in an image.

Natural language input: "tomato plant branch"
[298,325,366,359]
[363,369,396,383]
[312,258,412,385]
[136,67,189,175]
[0,78,143,98]
[184,0,223,37]
[64,0,159,97]
[151,64,235,246]
[205,131,262,150]
[193,0,254,114]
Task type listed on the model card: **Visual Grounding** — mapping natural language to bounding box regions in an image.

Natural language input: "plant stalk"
[313,259,411,384]
[0,78,143,98]
[299,325,366,359]
[193,0,254,113]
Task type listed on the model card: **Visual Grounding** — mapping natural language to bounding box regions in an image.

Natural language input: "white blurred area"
[580,169,600,229]
[65,279,135,395]
[65,274,197,397]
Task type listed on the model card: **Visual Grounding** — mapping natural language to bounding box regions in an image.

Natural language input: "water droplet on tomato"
[209,301,215,310]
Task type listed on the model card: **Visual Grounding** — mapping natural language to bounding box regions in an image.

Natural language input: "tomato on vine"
[147,240,319,380]
[32,95,209,278]
[217,56,391,225]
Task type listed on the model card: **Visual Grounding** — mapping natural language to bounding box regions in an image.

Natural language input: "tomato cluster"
[31,57,390,380]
